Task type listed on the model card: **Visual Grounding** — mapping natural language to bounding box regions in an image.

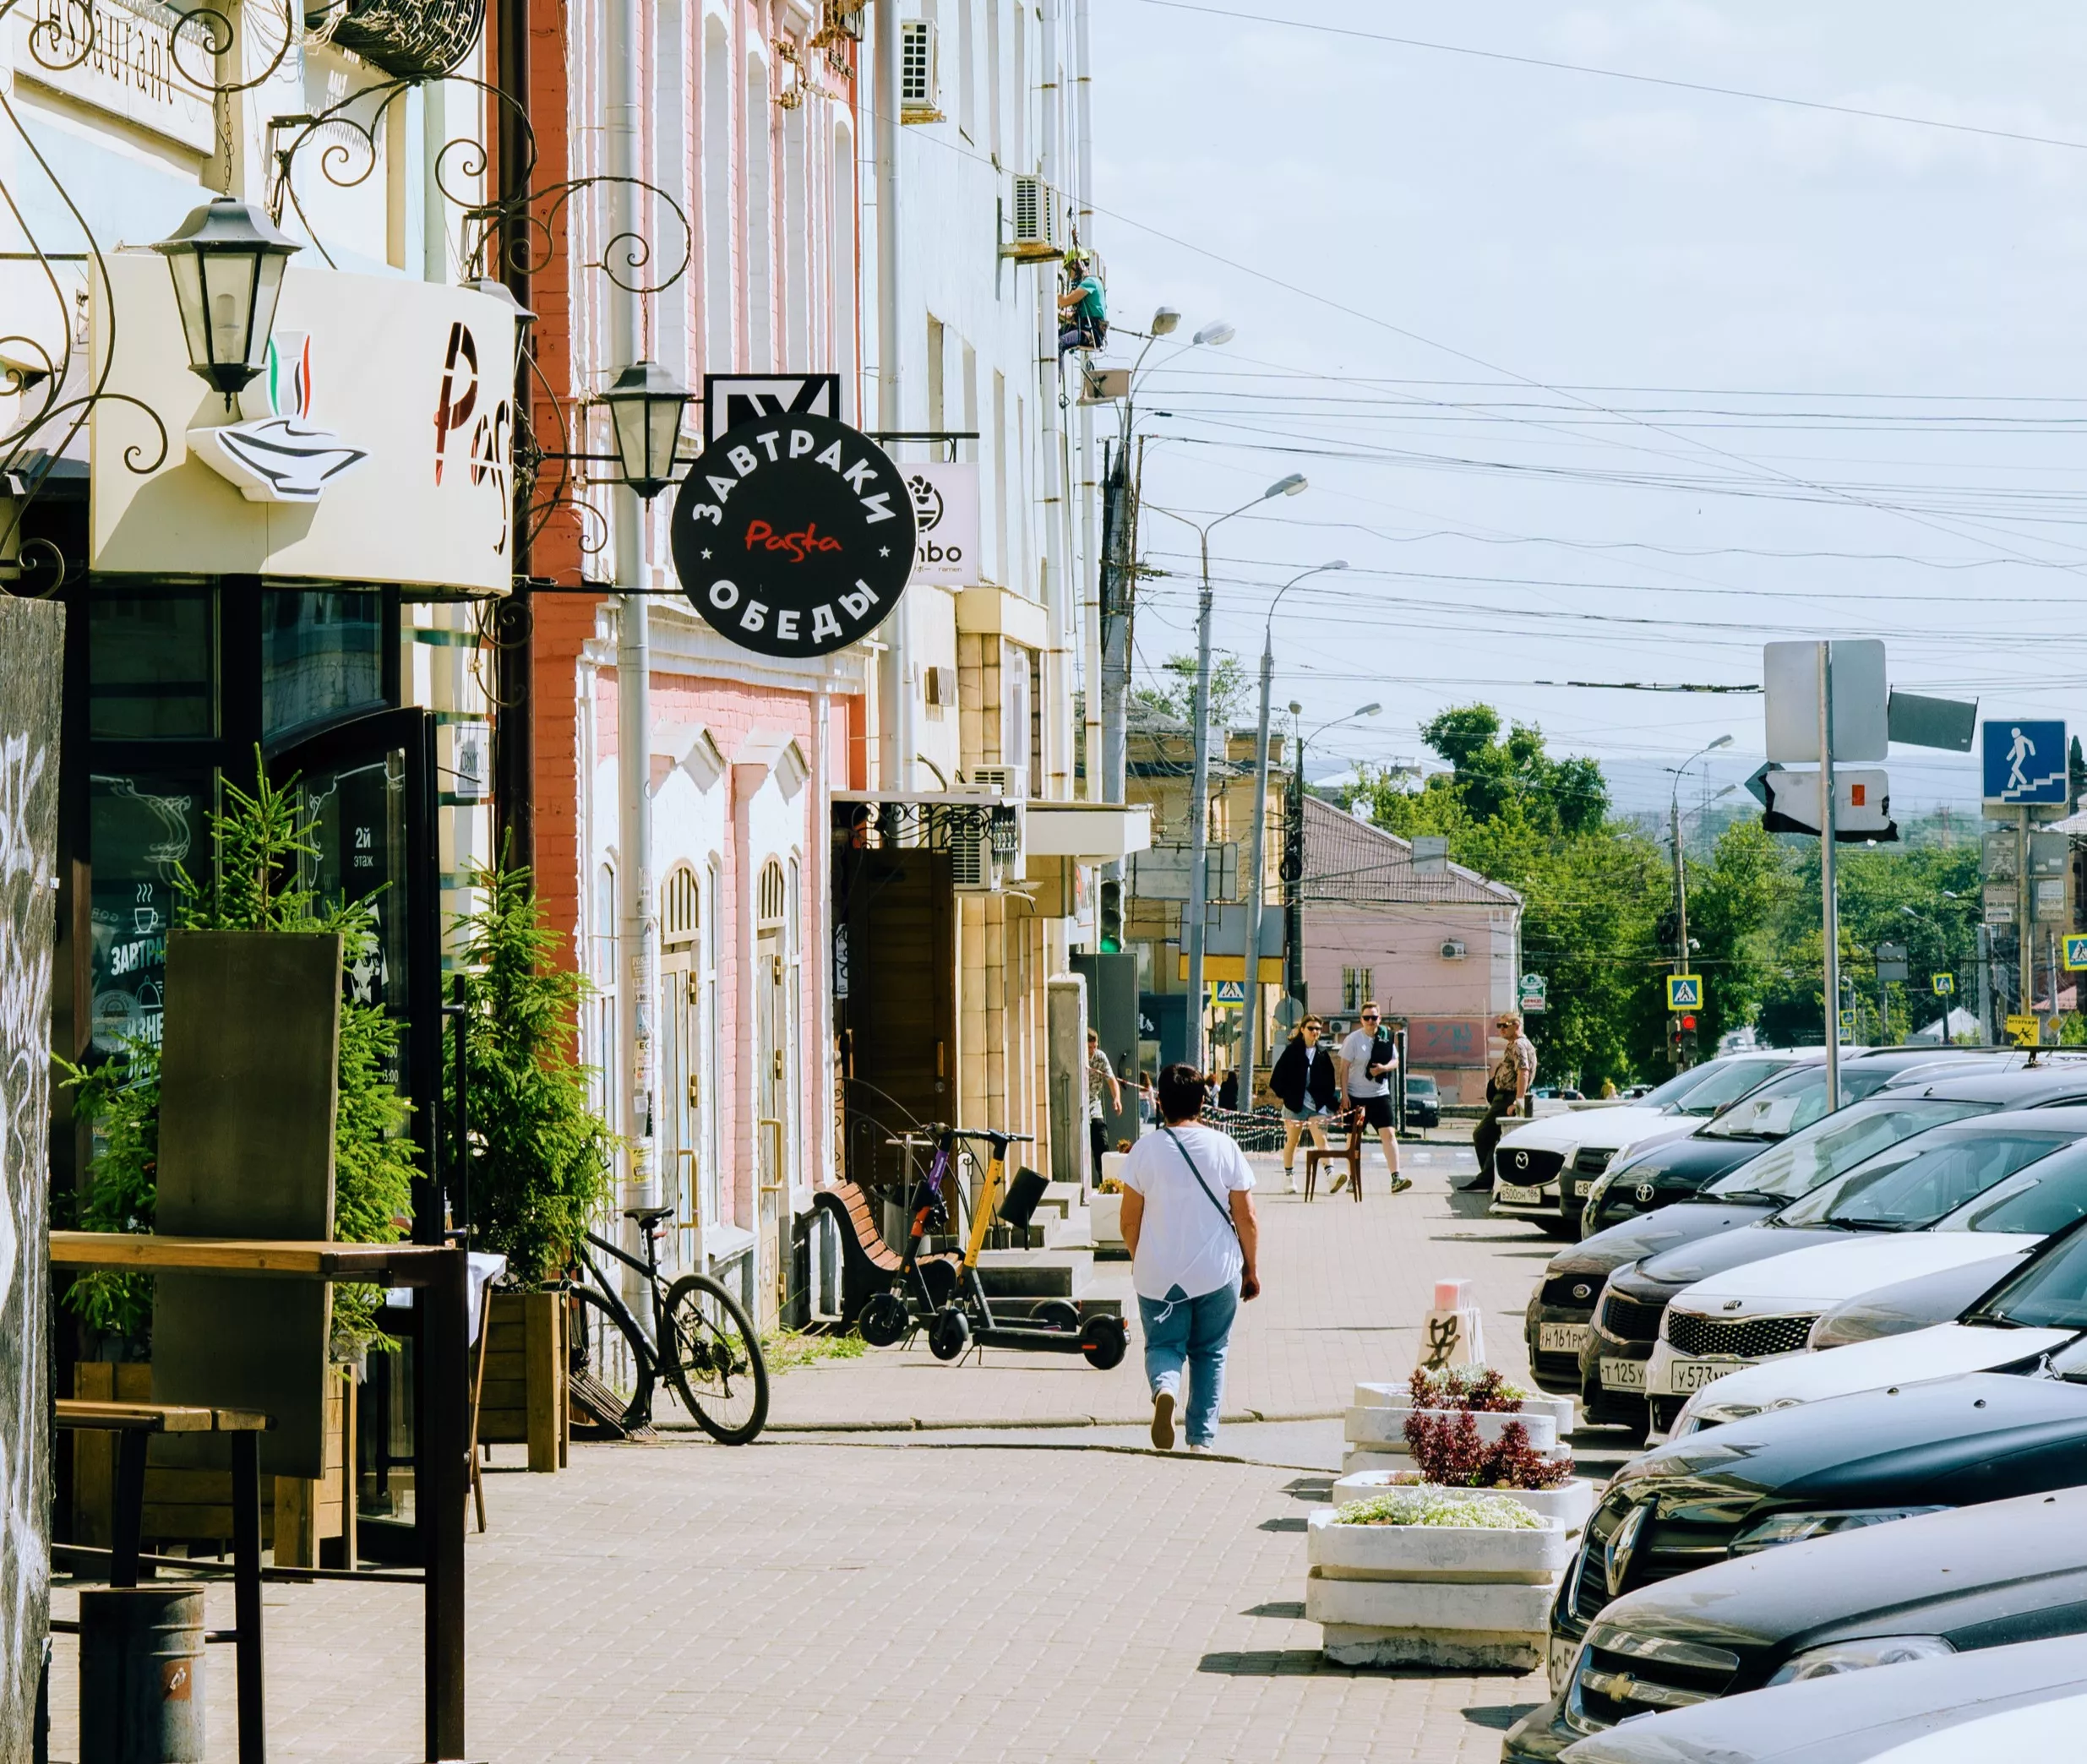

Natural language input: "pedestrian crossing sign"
[2066,936,2087,972]
[1932,972,1955,995]
[1211,979,1247,1004]
[1666,975,1703,1011]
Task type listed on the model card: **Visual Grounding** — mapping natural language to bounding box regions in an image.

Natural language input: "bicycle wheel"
[569,1285,654,1429]
[662,1274,770,1445]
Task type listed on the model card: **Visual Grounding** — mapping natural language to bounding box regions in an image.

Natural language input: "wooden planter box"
[475,1290,569,1473]
[73,1361,351,1566]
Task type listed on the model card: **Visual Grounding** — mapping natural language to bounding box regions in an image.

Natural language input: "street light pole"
[1819,641,1841,1109]
[1241,561,1348,1093]
[1158,473,1308,1072]
[1668,735,1731,1067]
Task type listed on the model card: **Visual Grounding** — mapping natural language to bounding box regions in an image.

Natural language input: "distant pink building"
[1298,798,1523,1106]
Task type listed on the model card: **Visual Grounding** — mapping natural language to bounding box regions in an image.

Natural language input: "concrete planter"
[1344,1404,1559,1451]
[1354,1382,1574,1438]
[1089,1192,1124,1249]
[1307,1508,1571,1582]
[1305,1570,1556,1671]
[1329,1472,1598,1536]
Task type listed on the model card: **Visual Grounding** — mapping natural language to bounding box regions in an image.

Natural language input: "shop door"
[268,708,442,1236]
[755,922,788,1326]
[661,956,703,1260]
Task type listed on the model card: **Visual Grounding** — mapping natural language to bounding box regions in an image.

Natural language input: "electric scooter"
[858,1124,1129,1369]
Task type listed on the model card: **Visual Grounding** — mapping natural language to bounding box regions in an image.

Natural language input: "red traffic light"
[1681,1015,1697,1032]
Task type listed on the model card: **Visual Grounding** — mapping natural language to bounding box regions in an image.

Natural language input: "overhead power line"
[1131,0,2087,155]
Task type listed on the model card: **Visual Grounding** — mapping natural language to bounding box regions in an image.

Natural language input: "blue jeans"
[1137,1281,1240,1447]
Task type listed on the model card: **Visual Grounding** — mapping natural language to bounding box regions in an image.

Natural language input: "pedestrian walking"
[1087,1028,1120,1188]
[1117,1062,1260,1454]
[1218,1068,1240,1113]
[1137,1071,1157,1128]
[1334,1002,1410,1195]
[1268,1015,1339,1193]
[1468,1012,1538,1191]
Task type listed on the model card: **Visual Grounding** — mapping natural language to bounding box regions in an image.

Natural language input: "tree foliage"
[1132,650,1251,731]
[63,760,416,1353]
[447,861,616,1287]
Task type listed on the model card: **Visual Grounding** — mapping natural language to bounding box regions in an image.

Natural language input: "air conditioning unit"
[1439,939,1467,961]
[900,19,942,121]
[966,764,1026,799]
[1005,174,1061,260]
[924,663,958,708]
[949,814,1002,892]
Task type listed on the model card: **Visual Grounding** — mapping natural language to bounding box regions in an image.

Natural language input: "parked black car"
[1403,1073,1440,1129]
[1578,1048,2004,1238]
[1504,1485,2087,1761]
[1523,1061,2087,1403]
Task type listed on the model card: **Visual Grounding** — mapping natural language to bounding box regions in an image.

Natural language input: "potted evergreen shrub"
[446,860,615,1473]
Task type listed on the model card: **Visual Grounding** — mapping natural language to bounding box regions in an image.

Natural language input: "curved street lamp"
[598,359,695,501]
[152,197,302,407]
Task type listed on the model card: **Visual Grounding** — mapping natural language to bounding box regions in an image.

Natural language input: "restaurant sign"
[14,0,215,155]
[90,253,515,593]
[670,412,917,658]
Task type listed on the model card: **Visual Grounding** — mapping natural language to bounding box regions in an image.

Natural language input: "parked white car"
[1668,1203,2087,1435]
[1643,1111,2087,1425]
[1490,1052,1809,1233]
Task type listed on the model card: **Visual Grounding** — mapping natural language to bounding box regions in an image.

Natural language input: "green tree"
[1132,651,1249,730]
[447,861,617,1286]
[1685,819,1801,1049]
[64,760,417,1353]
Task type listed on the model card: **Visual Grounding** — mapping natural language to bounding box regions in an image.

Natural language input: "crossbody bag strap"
[1160,1126,1241,1240]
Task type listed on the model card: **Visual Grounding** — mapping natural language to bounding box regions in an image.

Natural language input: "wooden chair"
[466,1280,493,1533]
[1304,1108,1366,1202]
[815,1179,962,1324]
[55,1399,272,1764]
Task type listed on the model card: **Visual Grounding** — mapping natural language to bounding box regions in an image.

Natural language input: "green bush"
[446,861,615,1287]
[64,759,417,1355]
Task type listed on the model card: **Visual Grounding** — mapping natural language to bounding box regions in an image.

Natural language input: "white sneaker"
[1186,1443,1212,1455]
[1283,1169,1299,1194]
[1151,1390,1176,1451]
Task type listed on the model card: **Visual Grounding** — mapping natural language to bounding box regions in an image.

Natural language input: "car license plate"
[1539,1322,1590,1354]
[1600,1357,1647,1391]
[1671,1358,1738,1393]
[1548,1635,1581,1696]
[1572,1180,1594,1197]
[1496,1184,1543,1206]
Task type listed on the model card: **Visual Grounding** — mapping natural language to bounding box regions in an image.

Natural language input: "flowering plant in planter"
[1404,1407,1573,1490]
[1333,1488,1545,1529]
[1407,1364,1530,1413]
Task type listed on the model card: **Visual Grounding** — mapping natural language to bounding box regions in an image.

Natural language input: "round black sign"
[670,412,918,657]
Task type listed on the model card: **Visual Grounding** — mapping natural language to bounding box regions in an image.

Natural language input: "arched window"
[757,858,787,927]
[662,863,700,947]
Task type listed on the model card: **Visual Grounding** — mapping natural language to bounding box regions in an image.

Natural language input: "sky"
[1086,1,2087,814]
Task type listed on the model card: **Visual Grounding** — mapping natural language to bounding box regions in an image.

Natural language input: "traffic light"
[1098,878,1122,954]
[1680,1012,1699,1065]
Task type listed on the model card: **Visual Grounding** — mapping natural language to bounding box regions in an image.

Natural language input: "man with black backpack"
[1116,1064,1260,1454]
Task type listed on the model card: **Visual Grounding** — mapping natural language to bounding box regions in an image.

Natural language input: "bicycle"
[858,1125,1128,1370]
[567,1204,770,1445]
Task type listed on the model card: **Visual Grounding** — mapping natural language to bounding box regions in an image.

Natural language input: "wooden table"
[51,1232,472,1764]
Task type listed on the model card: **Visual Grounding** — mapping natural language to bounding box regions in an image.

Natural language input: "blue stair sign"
[1983,720,2068,805]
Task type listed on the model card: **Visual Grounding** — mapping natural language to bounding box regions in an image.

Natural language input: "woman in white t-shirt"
[1118,1064,1261,1453]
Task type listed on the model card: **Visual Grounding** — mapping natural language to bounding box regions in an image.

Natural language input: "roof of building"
[1300,794,1522,908]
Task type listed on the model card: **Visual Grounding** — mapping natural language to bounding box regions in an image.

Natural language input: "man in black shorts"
[1334,1003,1411,1195]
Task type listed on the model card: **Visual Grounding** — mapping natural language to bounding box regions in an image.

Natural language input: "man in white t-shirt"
[1118,1063,1261,1453]
[1334,1002,1411,1195]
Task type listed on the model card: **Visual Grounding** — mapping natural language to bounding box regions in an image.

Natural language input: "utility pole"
[1184,529,1216,1070]
[1818,640,1840,1109]
[608,0,657,1286]
[1977,922,1995,1043]
[1284,704,1306,1004]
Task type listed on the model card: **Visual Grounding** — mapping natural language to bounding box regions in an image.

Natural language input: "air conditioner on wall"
[900,19,942,121]
[949,815,1002,892]
[1440,939,1467,961]
[1005,174,1061,260]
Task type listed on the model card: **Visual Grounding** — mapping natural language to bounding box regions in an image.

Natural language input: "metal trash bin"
[80,1586,206,1763]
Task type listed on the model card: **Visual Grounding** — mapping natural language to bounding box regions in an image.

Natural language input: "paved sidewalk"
[768,1139,1552,1431]
[50,1434,1545,1762]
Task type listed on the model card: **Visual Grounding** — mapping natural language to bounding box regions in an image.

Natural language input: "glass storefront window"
[264,590,385,743]
[88,773,206,1058]
[299,749,410,1091]
[89,595,215,738]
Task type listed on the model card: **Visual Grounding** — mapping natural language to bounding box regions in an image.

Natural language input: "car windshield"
[1937,1141,2087,1235]
[1977,1228,2087,1333]
[1704,1097,1992,1204]
[1672,1059,1796,1117]
[1696,1061,1905,1142]
[1776,1129,2076,1232]
[1406,1077,1436,1096]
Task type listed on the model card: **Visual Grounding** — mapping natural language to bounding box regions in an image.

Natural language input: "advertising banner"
[902,461,979,586]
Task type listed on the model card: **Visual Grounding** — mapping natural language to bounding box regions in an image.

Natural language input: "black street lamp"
[151,198,301,406]
[599,359,692,501]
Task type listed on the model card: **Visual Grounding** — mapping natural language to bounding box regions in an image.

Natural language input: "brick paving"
[46,1130,1565,1762]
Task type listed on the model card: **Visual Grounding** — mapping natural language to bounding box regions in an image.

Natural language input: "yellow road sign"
[1666,975,1703,1010]
[2007,1013,2041,1048]
[1932,973,1955,995]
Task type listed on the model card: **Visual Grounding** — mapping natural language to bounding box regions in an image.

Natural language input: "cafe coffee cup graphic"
[672,413,918,658]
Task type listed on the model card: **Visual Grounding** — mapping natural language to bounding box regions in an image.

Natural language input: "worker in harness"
[1058,253,1108,357]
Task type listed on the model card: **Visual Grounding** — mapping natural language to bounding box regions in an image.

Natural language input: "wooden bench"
[55,1398,272,1763]
[815,1180,962,1325]
[1304,1109,1366,1202]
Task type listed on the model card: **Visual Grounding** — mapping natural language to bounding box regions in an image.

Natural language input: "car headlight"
[1767,1636,1955,1685]
[1730,1507,1953,1556]
[1672,1391,1804,1437]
